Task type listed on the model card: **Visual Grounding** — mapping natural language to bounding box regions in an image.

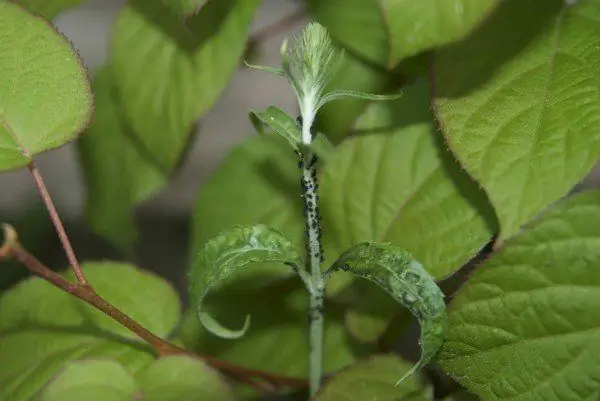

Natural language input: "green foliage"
[39,356,235,401]
[179,282,371,383]
[0,263,179,400]
[320,81,497,295]
[433,0,600,241]
[191,136,304,289]
[307,0,500,68]
[313,355,432,401]
[109,0,260,171]
[39,360,137,401]
[0,2,92,171]
[438,191,600,400]
[158,0,207,17]
[78,69,165,247]
[324,242,446,384]
[189,224,308,338]
[3,0,600,399]
[15,0,85,20]
[136,356,236,401]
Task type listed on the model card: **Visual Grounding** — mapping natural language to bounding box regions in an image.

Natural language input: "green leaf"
[78,69,166,248]
[0,262,181,400]
[324,242,446,384]
[320,80,496,296]
[0,2,92,172]
[159,0,207,17]
[13,0,85,20]
[432,0,600,241]
[137,355,236,401]
[443,392,480,401]
[249,106,335,161]
[41,356,237,401]
[109,0,259,170]
[307,0,500,68]
[314,49,391,143]
[249,106,302,151]
[437,190,600,400]
[315,89,401,111]
[343,280,412,343]
[191,135,304,290]
[314,355,432,401]
[179,281,371,395]
[189,225,307,338]
[39,360,137,401]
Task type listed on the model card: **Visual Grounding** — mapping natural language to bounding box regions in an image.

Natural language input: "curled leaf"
[189,225,309,339]
[323,242,446,384]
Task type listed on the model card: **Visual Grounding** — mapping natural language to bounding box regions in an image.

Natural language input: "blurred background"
[0,0,599,301]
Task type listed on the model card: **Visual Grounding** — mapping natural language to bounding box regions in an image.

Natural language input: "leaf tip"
[199,311,251,340]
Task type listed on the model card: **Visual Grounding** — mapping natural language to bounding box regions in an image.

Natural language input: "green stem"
[299,148,325,397]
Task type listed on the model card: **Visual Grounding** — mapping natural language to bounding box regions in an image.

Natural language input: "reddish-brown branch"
[27,162,89,287]
[0,224,307,391]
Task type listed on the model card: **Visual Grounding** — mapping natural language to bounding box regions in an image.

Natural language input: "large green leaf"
[438,190,600,400]
[432,0,600,241]
[189,224,307,338]
[38,360,137,401]
[191,135,304,290]
[13,0,85,20]
[313,355,431,401]
[137,355,236,401]
[0,2,92,171]
[0,262,180,401]
[180,281,371,390]
[109,0,259,170]
[40,356,236,401]
[307,0,500,68]
[320,80,496,295]
[324,242,446,384]
[78,69,166,248]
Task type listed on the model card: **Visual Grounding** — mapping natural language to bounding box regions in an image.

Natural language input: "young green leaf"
[313,49,392,144]
[15,0,85,20]
[307,0,500,68]
[323,242,446,384]
[109,0,259,170]
[189,225,308,339]
[249,106,302,151]
[432,0,600,241]
[0,262,180,400]
[0,2,92,172]
[320,81,496,297]
[78,69,166,248]
[39,360,137,401]
[315,89,401,111]
[137,356,236,401]
[190,135,304,291]
[249,106,335,161]
[438,190,600,400]
[313,355,432,401]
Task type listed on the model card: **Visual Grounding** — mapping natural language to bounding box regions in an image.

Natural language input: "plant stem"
[299,149,325,397]
[28,162,89,287]
[0,224,308,392]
